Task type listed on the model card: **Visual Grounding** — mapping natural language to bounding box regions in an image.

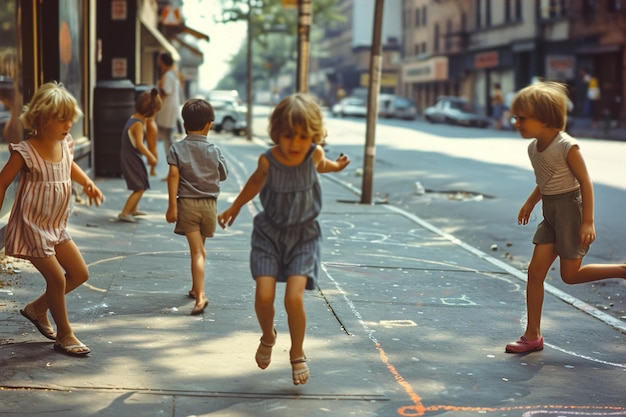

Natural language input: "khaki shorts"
[174,197,217,237]
[533,189,588,259]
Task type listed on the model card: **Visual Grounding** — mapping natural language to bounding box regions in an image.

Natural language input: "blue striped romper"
[250,145,321,290]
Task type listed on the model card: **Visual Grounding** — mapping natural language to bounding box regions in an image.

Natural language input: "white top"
[528,131,580,196]
[155,69,182,129]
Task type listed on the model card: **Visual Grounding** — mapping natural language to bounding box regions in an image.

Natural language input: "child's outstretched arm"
[518,186,541,225]
[0,151,25,211]
[314,145,350,173]
[71,162,104,206]
[567,146,596,246]
[217,154,268,228]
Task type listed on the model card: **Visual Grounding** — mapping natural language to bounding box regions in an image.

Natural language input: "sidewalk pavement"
[0,133,624,417]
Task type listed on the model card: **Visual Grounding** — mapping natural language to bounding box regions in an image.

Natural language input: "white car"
[332,97,368,117]
[424,96,490,128]
[210,98,247,135]
[378,94,418,120]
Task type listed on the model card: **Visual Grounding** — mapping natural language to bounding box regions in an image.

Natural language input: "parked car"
[332,97,368,117]
[378,94,418,120]
[424,96,490,128]
[210,98,247,135]
[207,89,241,104]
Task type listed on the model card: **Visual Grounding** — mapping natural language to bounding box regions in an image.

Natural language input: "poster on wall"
[112,58,128,78]
[59,0,84,138]
[545,55,575,81]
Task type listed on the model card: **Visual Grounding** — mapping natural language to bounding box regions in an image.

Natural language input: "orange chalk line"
[321,259,625,417]
[397,403,626,416]
[374,341,425,416]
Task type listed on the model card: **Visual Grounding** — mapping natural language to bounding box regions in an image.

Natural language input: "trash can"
[134,83,155,100]
[93,79,135,177]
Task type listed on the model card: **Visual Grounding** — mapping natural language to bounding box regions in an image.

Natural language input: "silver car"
[210,98,247,135]
[424,96,490,128]
[332,97,368,117]
[378,94,418,120]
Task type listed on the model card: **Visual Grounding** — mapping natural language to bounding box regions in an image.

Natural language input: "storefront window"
[0,1,21,144]
[59,0,85,139]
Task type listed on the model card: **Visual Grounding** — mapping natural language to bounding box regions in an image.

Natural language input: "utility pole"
[360,0,384,204]
[296,0,311,92]
[246,0,253,140]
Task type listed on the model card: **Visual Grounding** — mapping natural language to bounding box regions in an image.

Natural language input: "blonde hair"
[268,93,326,145]
[19,81,83,131]
[510,81,568,130]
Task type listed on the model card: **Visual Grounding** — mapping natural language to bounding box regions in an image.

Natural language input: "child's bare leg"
[506,244,556,353]
[255,276,276,369]
[560,259,626,284]
[186,231,208,314]
[25,241,88,339]
[524,244,558,340]
[28,241,89,352]
[120,190,144,216]
[285,275,309,385]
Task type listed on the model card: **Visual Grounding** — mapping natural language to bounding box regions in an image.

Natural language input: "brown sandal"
[20,305,56,340]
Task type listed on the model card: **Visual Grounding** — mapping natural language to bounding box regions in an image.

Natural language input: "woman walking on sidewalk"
[218,93,350,385]
[0,81,104,356]
[506,81,626,353]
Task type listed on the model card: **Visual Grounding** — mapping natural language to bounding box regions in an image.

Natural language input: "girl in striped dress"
[0,81,104,356]
[218,93,350,385]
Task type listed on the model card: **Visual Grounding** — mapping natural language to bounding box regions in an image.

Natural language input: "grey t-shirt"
[167,134,228,198]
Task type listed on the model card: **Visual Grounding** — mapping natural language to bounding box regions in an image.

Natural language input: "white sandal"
[290,356,309,385]
[255,328,276,369]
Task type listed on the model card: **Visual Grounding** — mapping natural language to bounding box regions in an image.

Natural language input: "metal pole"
[360,0,384,204]
[246,0,253,140]
[296,0,311,92]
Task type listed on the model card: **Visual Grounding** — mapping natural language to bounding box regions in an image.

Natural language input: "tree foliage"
[215,0,344,40]
[213,0,344,92]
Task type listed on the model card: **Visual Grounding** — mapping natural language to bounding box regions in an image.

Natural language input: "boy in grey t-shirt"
[166,99,228,315]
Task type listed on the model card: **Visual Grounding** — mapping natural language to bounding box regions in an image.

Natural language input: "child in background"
[166,99,228,315]
[118,88,160,222]
[506,81,626,353]
[0,81,104,356]
[218,93,350,385]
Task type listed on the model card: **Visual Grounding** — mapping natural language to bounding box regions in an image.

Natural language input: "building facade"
[0,0,206,225]
[315,0,625,120]
[314,0,402,105]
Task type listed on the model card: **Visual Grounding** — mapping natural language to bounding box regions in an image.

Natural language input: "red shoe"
[505,336,544,353]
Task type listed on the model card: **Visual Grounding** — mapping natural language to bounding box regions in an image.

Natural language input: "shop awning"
[576,44,621,55]
[181,25,209,42]
[140,17,181,61]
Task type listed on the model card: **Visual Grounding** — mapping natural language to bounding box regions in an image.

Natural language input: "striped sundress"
[4,135,74,258]
[250,144,322,290]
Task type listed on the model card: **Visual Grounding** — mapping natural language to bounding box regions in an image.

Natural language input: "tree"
[213,0,344,92]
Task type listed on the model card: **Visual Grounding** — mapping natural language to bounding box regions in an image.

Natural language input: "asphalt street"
[0,128,624,417]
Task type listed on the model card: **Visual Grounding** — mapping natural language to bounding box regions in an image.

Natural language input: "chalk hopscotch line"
[321,262,625,417]
[382,204,626,335]
[324,174,626,335]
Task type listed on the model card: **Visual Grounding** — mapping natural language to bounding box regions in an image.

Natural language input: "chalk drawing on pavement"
[321,262,626,417]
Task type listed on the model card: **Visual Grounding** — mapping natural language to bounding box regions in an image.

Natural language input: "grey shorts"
[533,189,588,259]
[174,197,217,237]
